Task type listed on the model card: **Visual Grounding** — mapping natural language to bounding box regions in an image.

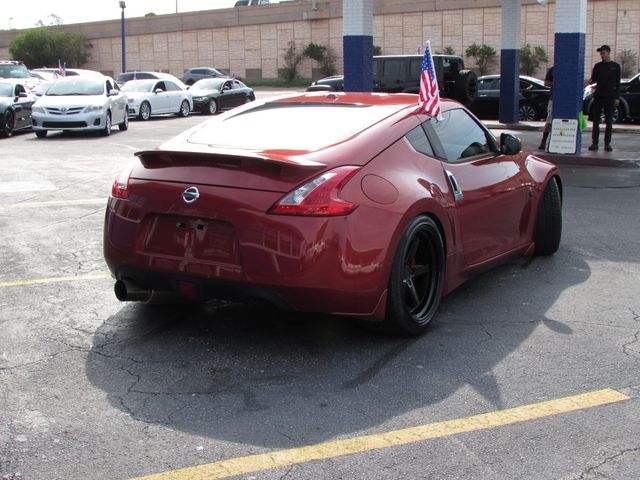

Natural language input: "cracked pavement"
[1,110,639,479]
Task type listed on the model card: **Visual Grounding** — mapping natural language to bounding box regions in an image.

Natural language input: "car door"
[424,108,532,266]
[12,83,35,129]
[217,80,235,109]
[228,80,247,107]
[164,81,183,112]
[471,77,499,119]
[151,81,170,112]
[105,79,125,124]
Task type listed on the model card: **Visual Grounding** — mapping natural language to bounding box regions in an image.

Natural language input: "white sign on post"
[548,119,579,154]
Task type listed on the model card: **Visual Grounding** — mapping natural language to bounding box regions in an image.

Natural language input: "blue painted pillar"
[554,0,587,152]
[499,0,521,124]
[343,0,373,92]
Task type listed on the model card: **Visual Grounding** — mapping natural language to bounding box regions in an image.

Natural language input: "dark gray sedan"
[189,78,255,114]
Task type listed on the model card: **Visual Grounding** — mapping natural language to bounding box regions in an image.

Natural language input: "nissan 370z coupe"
[104,92,562,335]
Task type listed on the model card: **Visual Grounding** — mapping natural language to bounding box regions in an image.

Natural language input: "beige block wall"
[2,0,639,81]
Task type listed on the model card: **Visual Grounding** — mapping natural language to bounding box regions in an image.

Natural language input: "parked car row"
[0,66,256,138]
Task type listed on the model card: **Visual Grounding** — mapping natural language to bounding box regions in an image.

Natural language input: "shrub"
[465,43,496,75]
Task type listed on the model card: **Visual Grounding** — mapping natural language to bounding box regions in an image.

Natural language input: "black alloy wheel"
[385,216,445,336]
[1,111,14,137]
[118,112,129,131]
[519,103,538,121]
[534,176,562,255]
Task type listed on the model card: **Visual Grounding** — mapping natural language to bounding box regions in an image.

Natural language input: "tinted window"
[409,59,422,80]
[430,109,492,162]
[478,78,497,90]
[520,79,531,90]
[405,125,434,157]
[382,60,403,78]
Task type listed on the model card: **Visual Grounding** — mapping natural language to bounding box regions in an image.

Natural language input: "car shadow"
[85,248,588,449]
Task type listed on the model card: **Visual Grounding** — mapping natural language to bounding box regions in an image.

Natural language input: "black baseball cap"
[597,45,611,52]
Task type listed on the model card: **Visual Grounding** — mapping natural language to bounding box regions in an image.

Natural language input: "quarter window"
[405,125,435,157]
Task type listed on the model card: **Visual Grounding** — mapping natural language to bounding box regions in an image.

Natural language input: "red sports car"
[104,92,562,335]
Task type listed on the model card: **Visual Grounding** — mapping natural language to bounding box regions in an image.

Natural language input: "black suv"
[307,55,478,105]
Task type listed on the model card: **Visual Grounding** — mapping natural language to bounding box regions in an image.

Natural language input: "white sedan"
[121,79,193,120]
[31,75,128,138]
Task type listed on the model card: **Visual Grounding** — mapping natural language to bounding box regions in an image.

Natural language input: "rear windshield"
[188,103,396,151]
[46,77,105,96]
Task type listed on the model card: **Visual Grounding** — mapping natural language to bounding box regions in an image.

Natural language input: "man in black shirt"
[538,66,553,150]
[588,45,621,152]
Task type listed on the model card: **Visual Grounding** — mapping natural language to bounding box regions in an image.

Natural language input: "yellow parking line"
[0,273,111,288]
[131,388,629,480]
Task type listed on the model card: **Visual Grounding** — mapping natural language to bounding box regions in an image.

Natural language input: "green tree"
[443,46,456,55]
[303,42,337,77]
[373,45,382,55]
[617,49,637,78]
[278,41,304,82]
[520,44,548,76]
[465,43,496,75]
[9,27,91,68]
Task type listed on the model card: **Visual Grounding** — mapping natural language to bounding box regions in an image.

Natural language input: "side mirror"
[500,133,522,155]
[18,92,28,98]
[108,89,120,97]
[154,88,163,94]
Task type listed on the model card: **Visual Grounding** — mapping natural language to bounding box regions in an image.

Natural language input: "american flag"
[57,59,66,77]
[417,41,442,120]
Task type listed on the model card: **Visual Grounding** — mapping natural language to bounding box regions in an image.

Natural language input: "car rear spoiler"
[135,147,326,170]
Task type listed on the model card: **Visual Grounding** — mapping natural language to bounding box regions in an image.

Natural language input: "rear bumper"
[103,186,397,319]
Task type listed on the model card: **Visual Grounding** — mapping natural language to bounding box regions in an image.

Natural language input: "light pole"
[119,1,126,74]
[8,17,13,30]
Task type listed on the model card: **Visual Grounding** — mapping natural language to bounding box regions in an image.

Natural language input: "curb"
[537,153,639,168]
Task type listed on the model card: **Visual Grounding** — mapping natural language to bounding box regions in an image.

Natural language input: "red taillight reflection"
[111,165,134,199]
[270,166,360,216]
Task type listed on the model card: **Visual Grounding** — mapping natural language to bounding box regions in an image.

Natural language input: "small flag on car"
[417,41,442,121]
[58,59,66,77]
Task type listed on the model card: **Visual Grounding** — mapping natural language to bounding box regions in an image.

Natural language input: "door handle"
[445,170,464,202]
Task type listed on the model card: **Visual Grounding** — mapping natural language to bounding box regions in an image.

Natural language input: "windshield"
[121,80,156,92]
[0,83,14,96]
[192,79,225,90]
[46,77,105,96]
[0,64,31,79]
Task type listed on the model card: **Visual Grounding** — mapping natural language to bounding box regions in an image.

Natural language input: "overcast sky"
[6,1,282,30]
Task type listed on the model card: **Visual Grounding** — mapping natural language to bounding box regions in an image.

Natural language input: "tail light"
[269,166,360,216]
[111,165,134,199]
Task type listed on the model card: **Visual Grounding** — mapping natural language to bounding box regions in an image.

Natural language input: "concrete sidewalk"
[485,120,640,168]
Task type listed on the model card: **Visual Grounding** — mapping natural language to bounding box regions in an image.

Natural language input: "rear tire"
[534,177,562,255]
[2,111,14,137]
[384,216,445,336]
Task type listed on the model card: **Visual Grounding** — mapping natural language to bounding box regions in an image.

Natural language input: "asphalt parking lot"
[1,94,640,480]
